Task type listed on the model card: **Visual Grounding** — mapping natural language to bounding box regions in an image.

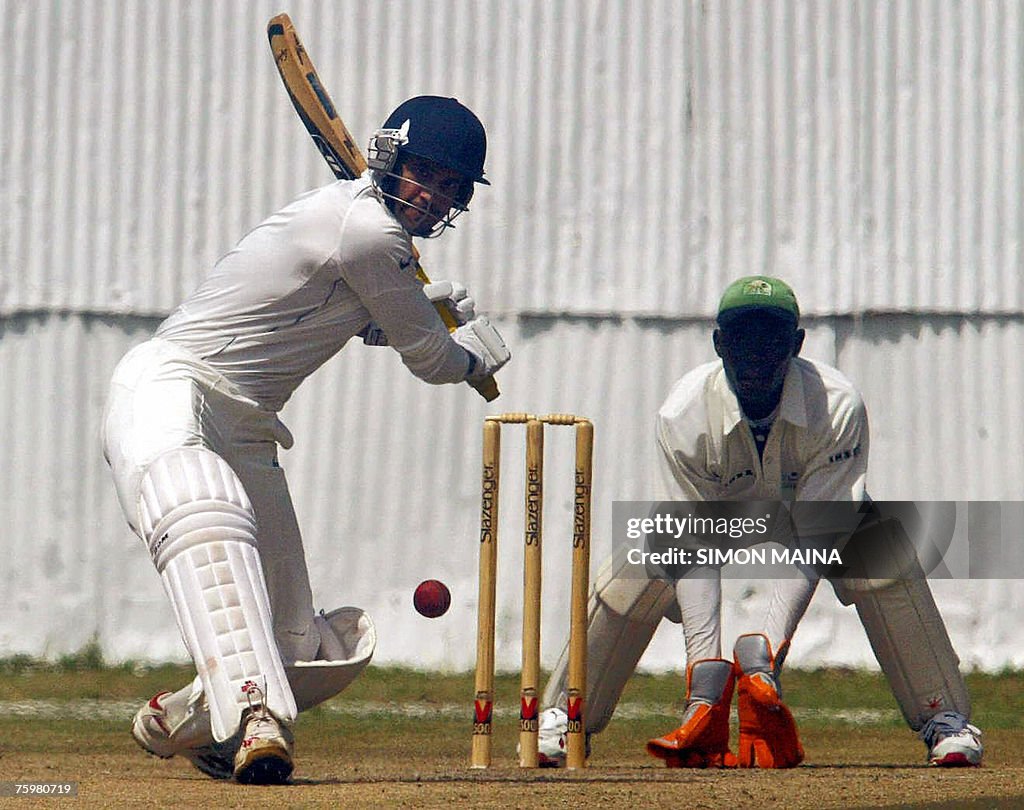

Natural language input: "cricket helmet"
[367,96,488,236]
[368,96,489,187]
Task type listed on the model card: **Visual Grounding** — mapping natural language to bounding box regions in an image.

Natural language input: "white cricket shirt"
[656,357,868,502]
[155,177,470,411]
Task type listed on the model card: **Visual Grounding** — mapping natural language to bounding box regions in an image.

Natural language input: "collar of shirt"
[716,359,811,437]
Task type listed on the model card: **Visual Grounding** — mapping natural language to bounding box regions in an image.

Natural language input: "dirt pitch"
[1,666,1021,808]
[4,733,1023,809]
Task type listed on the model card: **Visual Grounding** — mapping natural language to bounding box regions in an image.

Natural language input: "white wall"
[1,1,1023,671]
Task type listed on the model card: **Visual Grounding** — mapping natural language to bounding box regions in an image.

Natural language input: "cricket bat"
[267,13,500,402]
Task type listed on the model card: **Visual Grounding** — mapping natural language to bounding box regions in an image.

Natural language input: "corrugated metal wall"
[2,0,1023,671]
[6,0,1023,318]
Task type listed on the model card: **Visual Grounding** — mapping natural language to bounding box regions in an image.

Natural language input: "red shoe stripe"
[931,752,976,767]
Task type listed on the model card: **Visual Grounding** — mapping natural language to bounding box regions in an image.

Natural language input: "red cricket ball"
[413,579,452,618]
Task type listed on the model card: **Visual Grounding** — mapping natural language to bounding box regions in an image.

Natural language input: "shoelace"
[241,679,270,723]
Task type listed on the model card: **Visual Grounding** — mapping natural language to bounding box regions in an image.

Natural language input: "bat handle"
[470,375,501,402]
[430,295,501,402]
[421,265,501,401]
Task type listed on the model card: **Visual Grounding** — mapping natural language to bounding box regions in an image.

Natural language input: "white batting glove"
[423,280,476,325]
[452,317,511,380]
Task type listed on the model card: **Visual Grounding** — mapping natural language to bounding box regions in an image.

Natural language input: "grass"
[1,653,1020,731]
[2,656,1021,808]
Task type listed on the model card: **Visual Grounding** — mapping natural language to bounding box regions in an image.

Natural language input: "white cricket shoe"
[233,682,294,785]
[537,707,569,767]
[131,689,236,780]
[132,691,186,759]
[532,707,591,767]
[922,711,983,767]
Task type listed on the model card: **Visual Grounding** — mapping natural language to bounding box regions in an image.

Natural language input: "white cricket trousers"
[101,338,320,664]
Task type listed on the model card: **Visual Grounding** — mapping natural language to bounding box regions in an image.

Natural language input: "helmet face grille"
[380,96,488,185]
[373,167,470,237]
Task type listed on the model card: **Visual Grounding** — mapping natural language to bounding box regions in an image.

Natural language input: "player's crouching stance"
[103,97,509,784]
[536,276,981,770]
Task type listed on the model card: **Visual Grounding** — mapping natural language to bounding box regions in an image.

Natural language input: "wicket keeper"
[538,276,982,770]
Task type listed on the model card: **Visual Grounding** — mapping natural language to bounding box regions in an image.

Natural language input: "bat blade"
[267,14,500,402]
[268,15,366,180]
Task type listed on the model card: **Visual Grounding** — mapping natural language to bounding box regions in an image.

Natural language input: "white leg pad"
[286,607,377,712]
[542,554,675,734]
[142,608,376,755]
[831,576,970,731]
[139,447,297,741]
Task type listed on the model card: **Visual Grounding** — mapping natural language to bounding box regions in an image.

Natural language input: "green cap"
[717,276,800,326]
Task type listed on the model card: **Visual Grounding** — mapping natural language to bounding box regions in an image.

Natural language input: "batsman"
[102,95,509,784]
[538,276,983,769]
